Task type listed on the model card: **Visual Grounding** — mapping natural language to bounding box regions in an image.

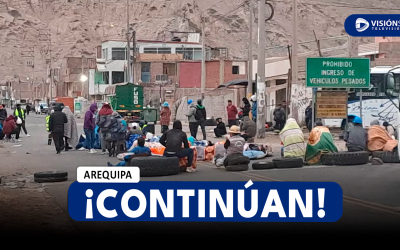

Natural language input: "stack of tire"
[371,151,400,163]
[128,156,181,177]
[252,158,304,170]
[320,151,370,166]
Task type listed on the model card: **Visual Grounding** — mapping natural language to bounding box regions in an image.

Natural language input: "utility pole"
[131,30,136,83]
[256,0,266,138]
[39,29,52,104]
[291,0,298,120]
[21,46,35,103]
[201,15,206,101]
[247,0,254,97]
[126,0,131,83]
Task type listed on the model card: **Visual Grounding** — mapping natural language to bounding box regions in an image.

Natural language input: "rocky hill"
[0,0,395,85]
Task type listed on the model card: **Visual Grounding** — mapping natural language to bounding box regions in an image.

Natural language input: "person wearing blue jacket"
[250,95,257,122]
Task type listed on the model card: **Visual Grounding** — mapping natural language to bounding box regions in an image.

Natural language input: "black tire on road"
[371,151,400,163]
[34,171,68,178]
[225,164,249,171]
[273,157,304,168]
[128,156,180,177]
[321,151,370,166]
[34,176,68,183]
[252,161,275,170]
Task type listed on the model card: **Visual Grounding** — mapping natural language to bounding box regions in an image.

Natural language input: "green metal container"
[142,108,159,122]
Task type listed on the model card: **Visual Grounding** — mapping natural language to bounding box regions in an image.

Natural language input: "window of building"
[232,66,239,74]
[163,63,176,76]
[193,48,202,60]
[103,72,109,84]
[157,48,172,54]
[143,47,171,54]
[111,48,126,60]
[176,48,193,60]
[141,62,151,83]
[276,79,286,85]
[112,71,124,84]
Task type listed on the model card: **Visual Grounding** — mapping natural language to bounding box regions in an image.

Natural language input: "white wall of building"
[233,61,246,74]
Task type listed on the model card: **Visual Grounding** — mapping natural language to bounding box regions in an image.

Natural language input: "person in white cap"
[215,125,245,167]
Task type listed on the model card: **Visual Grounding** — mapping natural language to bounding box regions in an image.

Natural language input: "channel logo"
[345,14,400,37]
[355,18,369,32]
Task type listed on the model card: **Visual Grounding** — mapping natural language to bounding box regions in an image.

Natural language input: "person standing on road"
[26,104,31,116]
[48,105,68,154]
[80,103,98,153]
[226,100,238,128]
[273,104,285,131]
[160,120,195,173]
[0,104,7,125]
[305,101,313,132]
[14,104,30,137]
[195,99,207,140]
[62,106,78,151]
[241,98,251,117]
[96,102,113,154]
[343,116,368,152]
[250,95,257,122]
[160,101,171,134]
[186,100,197,138]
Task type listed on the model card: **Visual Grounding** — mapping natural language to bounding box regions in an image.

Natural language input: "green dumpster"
[142,108,159,122]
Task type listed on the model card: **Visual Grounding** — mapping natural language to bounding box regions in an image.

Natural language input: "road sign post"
[306,58,370,88]
[306,57,370,129]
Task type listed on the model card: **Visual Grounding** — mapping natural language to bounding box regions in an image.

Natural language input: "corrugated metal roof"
[358,43,379,56]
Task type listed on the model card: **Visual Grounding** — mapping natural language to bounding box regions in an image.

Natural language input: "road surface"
[1,112,400,237]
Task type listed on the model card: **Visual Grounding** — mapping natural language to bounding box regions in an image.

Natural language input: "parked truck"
[104,82,144,123]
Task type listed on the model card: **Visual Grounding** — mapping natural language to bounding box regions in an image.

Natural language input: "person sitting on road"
[305,120,338,165]
[107,137,151,166]
[240,116,256,142]
[383,121,396,139]
[2,115,17,142]
[279,118,306,158]
[160,120,195,173]
[214,118,227,138]
[214,125,245,167]
[368,119,398,152]
[343,116,368,152]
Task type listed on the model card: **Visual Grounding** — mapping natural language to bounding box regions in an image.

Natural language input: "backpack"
[195,108,203,120]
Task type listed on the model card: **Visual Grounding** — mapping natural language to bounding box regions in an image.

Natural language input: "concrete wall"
[179,62,201,88]
[179,60,247,89]
[174,88,235,124]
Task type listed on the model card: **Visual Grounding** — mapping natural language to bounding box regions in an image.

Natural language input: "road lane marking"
[233,169,400,216]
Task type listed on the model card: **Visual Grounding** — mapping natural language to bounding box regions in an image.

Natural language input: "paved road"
[2,113,400,236]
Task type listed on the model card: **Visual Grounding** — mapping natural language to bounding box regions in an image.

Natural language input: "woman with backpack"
[106,111,128,157]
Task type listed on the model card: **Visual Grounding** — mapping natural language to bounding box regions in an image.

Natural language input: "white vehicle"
[323,66,400,129]
[35,102,48,114]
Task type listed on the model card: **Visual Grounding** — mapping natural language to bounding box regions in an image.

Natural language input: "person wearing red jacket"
[3,115,17,142]
[226,100,238,128]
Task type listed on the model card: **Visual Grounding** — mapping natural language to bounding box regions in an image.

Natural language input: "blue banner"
[68,181,343,222]
[345,14,400,37]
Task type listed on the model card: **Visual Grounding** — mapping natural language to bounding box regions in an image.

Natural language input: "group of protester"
[279,115,399,165]
[213,97,257,141]
[0,104,31,142]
